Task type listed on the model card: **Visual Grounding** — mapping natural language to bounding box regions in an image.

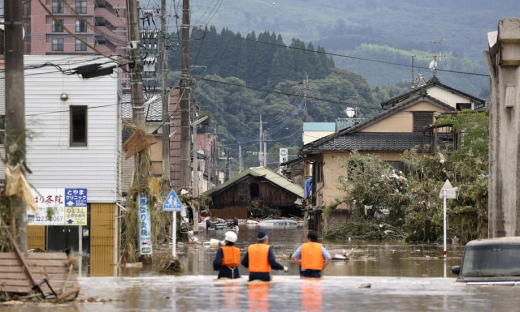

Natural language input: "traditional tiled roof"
[302,93,455,153]
[309,132,430,153]
[203,166,304,198]
[380,76,485,108]
[121,89,170,122]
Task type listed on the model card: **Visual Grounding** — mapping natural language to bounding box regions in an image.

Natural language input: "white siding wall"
[427,86,472,108]
[0,64,5,181]
[24,56,118,203]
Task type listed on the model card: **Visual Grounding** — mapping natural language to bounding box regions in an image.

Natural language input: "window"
[75,38,87,51]
[413,112,433,132]
[75,20,87,33]
[456,103,472,111]
[0,115,5,145]
[23,2,31,16]
[52,0,64,13]
[75,1,87,14]
[70,106,88,147]
[52,19,63,32]
[52,38,64,51]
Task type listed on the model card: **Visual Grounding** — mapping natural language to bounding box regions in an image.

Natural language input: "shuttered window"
[413,112,433,132]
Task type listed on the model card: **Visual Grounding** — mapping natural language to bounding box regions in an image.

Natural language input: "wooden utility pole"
[5,0,27,251]
[180,0,191,192]
[161,0,170,192]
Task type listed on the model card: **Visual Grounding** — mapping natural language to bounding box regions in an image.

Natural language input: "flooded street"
[7,225,516,311]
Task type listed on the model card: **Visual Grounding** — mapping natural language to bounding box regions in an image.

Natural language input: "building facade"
[21,55,122,276]
[23,0,127,55]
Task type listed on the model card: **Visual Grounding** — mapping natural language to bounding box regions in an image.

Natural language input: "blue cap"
[257,231,268,240]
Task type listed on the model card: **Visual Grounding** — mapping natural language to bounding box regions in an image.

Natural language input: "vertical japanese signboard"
[28,188,88,226]
[139,193,153,255]
[64,188,88,226]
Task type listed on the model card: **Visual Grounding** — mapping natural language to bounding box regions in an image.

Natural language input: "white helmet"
[224,231,237,243]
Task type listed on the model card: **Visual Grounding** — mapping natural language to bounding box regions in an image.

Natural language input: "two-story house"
[18,55,122,276]
[300,77,485,233]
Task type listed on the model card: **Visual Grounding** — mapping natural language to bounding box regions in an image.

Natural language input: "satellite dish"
[345,107,355,118]
[429,60,437,72]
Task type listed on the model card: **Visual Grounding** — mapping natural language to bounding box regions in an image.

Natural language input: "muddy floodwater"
[7,225,519,311]
[175,224,465,278]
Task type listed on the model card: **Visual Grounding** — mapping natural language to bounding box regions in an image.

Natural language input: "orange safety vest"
[221,246,241,268]
[301,242,324,270]
[247,244,271,273]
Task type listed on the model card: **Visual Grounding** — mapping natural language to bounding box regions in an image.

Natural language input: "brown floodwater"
[4,224,519,312]
[174,223,464,278]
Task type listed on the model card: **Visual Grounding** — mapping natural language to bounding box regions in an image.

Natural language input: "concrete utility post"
[5,0,27,251]
[161,0,171,193]
[128,0,145,163]
[484,18,520,238]
[192,116,207,234]
[180,0,191,193]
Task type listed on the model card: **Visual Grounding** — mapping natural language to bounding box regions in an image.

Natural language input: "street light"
[191,116,208,234]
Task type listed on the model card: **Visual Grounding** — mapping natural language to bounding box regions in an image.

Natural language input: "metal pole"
[238,143,242,173]
[263,130,267,167]
[259,115,263,166]
[193,124,199,234]
[172,212,177,257]
[78,226,82,277]
[443,189,447,258]
[5,0,27,251]
[180,0,191,191]
[161,0,170,193]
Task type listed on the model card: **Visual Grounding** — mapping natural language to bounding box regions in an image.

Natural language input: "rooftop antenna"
[427,39,445,77]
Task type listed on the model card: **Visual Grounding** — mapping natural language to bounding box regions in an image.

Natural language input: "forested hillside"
[167,29,383,168]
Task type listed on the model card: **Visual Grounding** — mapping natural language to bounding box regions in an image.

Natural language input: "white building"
[22,55,121,276]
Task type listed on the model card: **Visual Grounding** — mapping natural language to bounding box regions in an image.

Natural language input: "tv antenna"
[426,39,446,77]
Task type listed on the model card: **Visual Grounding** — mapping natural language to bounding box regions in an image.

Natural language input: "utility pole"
[226,147,230,181]
[161,0,170,194]
[263,130,267,167]
[180,0,191,193]
[238,142,242,173]
[259,115,263,166]
[5,0,27,251]
[411,55,416,89]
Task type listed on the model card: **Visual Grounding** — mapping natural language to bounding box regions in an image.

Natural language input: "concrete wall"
[303,130,335,145]
[485,18,520,237]
[362,101,447,133]
[427,86,473,108]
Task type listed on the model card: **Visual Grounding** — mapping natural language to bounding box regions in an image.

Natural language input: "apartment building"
[22,0,127,55]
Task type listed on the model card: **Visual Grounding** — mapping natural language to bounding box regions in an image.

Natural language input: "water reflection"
[248,282,270,311]
[301,279,322,312]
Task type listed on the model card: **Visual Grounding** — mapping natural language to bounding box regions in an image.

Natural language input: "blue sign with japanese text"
[65,188,88,207]
[139,193,153,255]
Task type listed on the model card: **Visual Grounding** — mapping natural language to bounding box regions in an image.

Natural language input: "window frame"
[52,0,64,14]
[75,38,87,51]
[75,19,87,33]
[52,19,64,33]
[69,105,88,147]
[52,38,64,51]
[412,111,434,132]
[75,0,87,14]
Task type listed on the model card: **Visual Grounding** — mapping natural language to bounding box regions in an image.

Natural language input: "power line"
[197,76,363,106]
[193,28,490,78]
